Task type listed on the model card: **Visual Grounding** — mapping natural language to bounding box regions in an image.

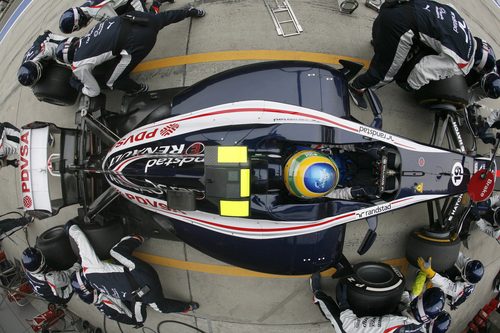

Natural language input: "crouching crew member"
[67,220,199,315]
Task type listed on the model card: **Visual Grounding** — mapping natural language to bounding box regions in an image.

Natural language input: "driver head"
[284,150,339,199]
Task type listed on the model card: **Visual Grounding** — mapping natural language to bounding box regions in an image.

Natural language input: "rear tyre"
[342,262,405,316]
[31,62,78,106]
[70,221,125,260]
[36,226,78,270]
[415,76,469,109]
[405,228,461,272]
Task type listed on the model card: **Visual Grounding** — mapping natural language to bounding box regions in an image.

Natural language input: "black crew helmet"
[59,7,90,34]
[429,311,451,333]
[21,247,46,273]
[474,37,496,75]
[462,260,484,284]
[70,271,94,304]
[481,72,500,99]
[55,37,80,64]
[17,61,43,86]
[410,287,445,323]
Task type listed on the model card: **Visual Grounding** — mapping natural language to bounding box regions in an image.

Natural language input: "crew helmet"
[59,7,89,34]
[17,61,43,86]
[70,271,94,304]
[428,311,451,333]
[462,260,484,284]
[21,247,46,273]
[410,287,445,323]
[474,37,496,75]
[55,37,80,64]
[284,150,339,199]
[481,72,500,99]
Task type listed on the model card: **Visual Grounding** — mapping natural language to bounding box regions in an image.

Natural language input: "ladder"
[265,0,303,37]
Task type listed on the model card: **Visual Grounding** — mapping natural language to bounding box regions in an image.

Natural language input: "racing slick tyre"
[69,221,125,260]
[31,62,78,106]
[36,225,78,271]
[415,75,469,109]
[342,262,405,317]
[405,228,461,272]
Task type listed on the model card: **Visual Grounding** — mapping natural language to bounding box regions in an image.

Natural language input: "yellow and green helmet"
[284,150,339,199]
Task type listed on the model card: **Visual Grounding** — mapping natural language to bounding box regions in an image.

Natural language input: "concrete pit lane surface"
[1,0,500,332]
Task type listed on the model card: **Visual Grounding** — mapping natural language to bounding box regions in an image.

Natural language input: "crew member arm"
[45,262,81,298]
[109,236,143,270]
[431,272,469,299]
[340,309,424,333]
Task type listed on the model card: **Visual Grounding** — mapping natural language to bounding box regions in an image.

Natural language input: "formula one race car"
[19,60,499,275]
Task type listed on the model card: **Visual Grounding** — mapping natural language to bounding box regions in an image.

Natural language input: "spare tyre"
[70,221,125,260]
[36,225,78,270]
[405,228,461,272]
[415,75,469,108]
[342,262,405,317]
[31,61,78,106]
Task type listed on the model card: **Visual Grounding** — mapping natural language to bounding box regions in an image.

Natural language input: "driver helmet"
[55,37,80,65]
[473,37,496,75]
[410,287,445,323]
[284,150,339,199]
[70,271,95,304]
[59,7,90,34]
[481,72,500,99]
[17,61,43,86]
[21,247,46,273]
[462,259,484,284]
[428,311,451,333]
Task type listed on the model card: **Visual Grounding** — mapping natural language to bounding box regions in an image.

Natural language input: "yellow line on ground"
[134,251,409,279]
[133,50,370,73]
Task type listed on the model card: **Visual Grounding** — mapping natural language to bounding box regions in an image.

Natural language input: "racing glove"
[476,116,496,144]
[417,257,436,279]
[350,186,379,201]
[411,271,427,297]
[347,82,367,110]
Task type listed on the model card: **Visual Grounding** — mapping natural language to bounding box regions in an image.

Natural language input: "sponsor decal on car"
[144,156,204,173]
[107,144,186,167]
[355,203,392,218]
[118,190,186,214]
[114,128,159,149]
[160,123,179,137]
[358,126,394,142]
[414,183,424,193]
[19,131,31,205]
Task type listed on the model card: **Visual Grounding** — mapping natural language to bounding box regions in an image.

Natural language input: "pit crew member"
[310,272,449,332]
[469,193,500,244]
[71,270,147,327]
[55,7,205,97]
[350,0,496,93]
[417,253,484,310]
[17,31,67,86]
[67,220,199,314]
[59,0,175,34]
[0,122,20,168]
[22,247,80,304]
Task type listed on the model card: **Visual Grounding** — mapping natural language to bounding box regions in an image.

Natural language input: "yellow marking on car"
[217,146,248,163]
[240,169,250,197]
[134,251,410,278]
[220,200,249,217]
[133,50,370,73]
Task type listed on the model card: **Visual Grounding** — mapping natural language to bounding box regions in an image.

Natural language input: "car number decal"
[451,162,464,186]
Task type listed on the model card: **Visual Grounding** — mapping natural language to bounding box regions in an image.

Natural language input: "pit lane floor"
[0,1,500,332]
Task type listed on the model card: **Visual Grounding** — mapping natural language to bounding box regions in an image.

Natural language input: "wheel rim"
[355,264,394,286]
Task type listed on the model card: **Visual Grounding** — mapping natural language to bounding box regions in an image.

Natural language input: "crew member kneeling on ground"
[22,247,80,304]
[71,270,147,327]
[310,272,450,332]
[66,219,199,315]
[59,0,175,34]
[350,0,496,93]
[417,253,484,310]
[0,122,21,168]
[54,6,205,97]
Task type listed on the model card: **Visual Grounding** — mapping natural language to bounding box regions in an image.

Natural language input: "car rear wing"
[19,123,80,219]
